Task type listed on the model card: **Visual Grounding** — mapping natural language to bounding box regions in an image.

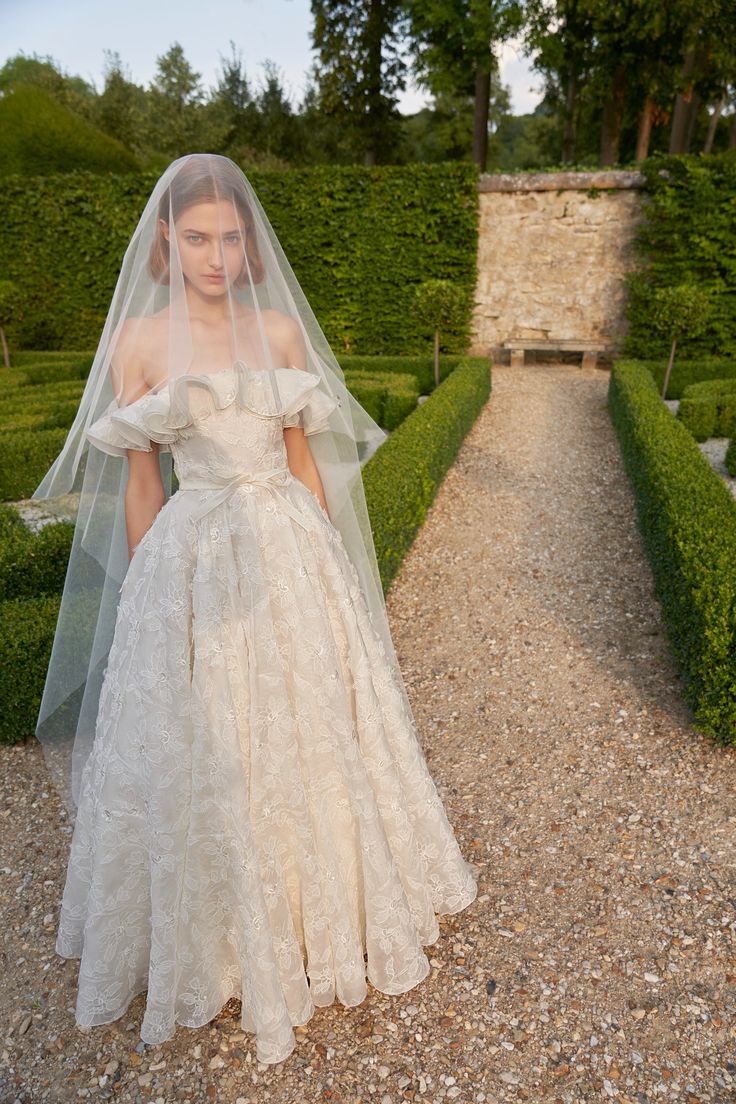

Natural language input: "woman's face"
[160,200,246,296]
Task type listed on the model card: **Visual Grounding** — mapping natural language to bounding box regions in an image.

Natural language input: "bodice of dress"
[85,364,339,483]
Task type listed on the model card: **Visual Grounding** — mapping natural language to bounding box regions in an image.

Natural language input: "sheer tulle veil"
[30,152,400,822]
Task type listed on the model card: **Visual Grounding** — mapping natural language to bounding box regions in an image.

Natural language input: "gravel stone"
[1,362,734,1103]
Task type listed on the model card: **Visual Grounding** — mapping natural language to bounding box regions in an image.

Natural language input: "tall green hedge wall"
[1,162,479,356]
[623,151,736,360]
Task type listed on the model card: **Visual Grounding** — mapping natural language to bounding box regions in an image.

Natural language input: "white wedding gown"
[55,362,477,1064]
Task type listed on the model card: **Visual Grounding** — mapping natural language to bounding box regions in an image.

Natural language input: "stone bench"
[504,339,607,371]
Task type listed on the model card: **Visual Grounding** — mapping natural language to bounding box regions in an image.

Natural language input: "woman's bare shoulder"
[262,308,299,337]
[262,309,305,366]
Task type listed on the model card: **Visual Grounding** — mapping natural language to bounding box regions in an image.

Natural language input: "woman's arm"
[279,316,331,520]
[112,338,166,561]
[125,448,165,561]
[284,427,330,517]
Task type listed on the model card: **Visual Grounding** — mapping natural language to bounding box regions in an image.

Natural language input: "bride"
[30,152,477,1064]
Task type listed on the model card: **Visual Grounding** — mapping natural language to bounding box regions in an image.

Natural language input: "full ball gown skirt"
[55,363,477,1064]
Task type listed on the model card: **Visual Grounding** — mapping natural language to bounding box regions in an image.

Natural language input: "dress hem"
[56,881,477,1062]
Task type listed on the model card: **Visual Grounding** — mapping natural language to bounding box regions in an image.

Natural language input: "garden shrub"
[608,358,736,746]
[0,593,61,748]
[677,378,736,440]
[0,428,69,501]
[343,369,419,430]
[635,357,735,399]
[0,518,74,602]
[726,436,736,478]
[622,153,736,360]
[363,357,491,593]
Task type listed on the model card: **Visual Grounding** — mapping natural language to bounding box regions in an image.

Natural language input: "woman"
[31,153,477,1064]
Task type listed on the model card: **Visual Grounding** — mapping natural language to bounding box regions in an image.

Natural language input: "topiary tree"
[649,284,712,399]
[412,279,467,387]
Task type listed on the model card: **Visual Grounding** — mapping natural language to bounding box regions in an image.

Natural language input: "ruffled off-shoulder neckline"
[85,362,338,457]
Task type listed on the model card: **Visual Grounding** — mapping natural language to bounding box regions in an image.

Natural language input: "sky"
[1,0,544,116]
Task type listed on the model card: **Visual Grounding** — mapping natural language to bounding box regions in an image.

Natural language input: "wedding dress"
[54,360,478,1064]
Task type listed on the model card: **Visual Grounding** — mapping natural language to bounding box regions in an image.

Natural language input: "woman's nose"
[208,242,224,268]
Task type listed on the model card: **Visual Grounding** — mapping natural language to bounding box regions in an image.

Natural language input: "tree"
[209,39,257,155]
[412,279,468,385]
[143,43,208,157]
[403,0,523,171]
[254,60,299,161]
[522,0,596,164]
[520,0,736,167]
[310,0,411,165]
[668,1,736,155]
[648,285,712,399]
[95,50,147,153]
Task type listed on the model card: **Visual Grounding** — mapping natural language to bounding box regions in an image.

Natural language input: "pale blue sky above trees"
[2,0,543,116]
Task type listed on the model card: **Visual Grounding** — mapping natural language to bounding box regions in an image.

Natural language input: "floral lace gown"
[56,362,477,1064]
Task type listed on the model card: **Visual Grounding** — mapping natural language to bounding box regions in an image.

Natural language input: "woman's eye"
[185,235,240,244]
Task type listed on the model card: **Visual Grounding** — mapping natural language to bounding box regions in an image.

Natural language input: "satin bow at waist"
[178,465,313,530]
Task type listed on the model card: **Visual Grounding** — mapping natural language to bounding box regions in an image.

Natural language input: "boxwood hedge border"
[362,356,491,593]
[607,359,736,746]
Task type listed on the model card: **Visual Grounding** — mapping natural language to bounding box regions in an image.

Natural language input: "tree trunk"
[0,326,9,370]
[670,42,703,153]
[683,88,701,152]
[635,95,655,161]
[473,65,490,171]
[704,91,726,153]
[562,67,578,163]
[363,0,383,166]
[662,337,677,399]
[599,62,627,166]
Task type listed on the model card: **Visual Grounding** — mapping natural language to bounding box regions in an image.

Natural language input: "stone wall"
[471,170,647,362]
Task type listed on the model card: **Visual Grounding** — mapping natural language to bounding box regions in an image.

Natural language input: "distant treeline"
[1,0,734,176]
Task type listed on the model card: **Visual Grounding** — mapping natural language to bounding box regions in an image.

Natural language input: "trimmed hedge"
[0,593,61,748]
[0,516,74,601]
[1,163,479,354]
[622,152,736,360]
[343,370,419,430]
[340,354,463,394]
[362,356,491,593]
[726,437,736,478]
[0,427,70,502]
[608,359,736,746]
[676,378,736,440]
[629,356,736,400]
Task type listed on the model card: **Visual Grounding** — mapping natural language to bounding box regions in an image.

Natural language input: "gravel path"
[2,362,734,1103]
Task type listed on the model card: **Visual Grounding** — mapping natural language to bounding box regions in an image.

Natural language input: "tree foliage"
[522,0,736,167]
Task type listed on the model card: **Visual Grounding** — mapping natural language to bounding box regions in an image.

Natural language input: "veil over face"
[31,153,392,821]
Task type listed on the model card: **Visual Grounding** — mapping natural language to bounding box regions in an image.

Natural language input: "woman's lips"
[204,274,225,282]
